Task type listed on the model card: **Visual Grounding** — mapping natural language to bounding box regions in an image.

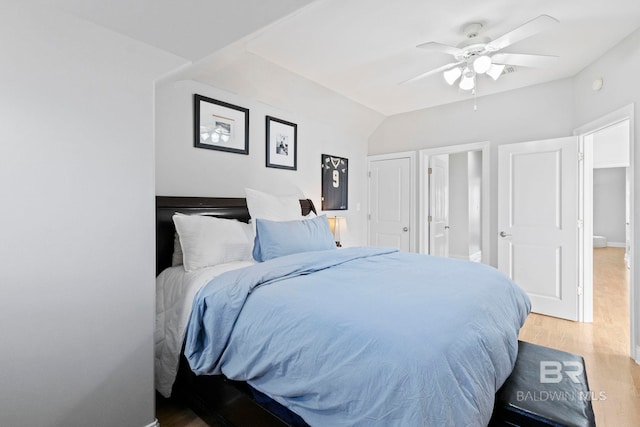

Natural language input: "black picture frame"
[266,116,297,170]
[321,154,348,210]
[194,94,249,155]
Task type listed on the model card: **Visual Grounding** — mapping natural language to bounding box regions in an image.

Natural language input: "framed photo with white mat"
[266,115,297,170]
[194,94,249,155]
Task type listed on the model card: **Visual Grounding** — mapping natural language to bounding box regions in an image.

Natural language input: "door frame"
[367,151,417,252]
[428,154,450,257]
[419,142,490,262]
[574,103,636,361]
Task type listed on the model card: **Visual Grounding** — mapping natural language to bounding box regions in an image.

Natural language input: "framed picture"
[266,116,297,170]
[321,154,348,210]
[194,94,249,155]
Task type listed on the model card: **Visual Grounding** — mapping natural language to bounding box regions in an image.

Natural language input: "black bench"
[490,341,596,427]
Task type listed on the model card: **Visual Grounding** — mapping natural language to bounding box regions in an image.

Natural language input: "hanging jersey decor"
[321,154,348,210]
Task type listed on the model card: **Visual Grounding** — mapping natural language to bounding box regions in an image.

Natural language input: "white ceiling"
[242,0,640,115]
[40,0,316,61]
[46,0,640,116]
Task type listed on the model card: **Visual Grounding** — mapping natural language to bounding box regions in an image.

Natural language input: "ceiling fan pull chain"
[473,83,478,111]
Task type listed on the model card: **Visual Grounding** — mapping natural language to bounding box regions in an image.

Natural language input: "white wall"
[369,78,575,265]
[593,120,631,168]
[593,168,627,244]
[448,151,483,260]
[448,153,470,258]
[572,26,640,355]
[156,58,384,246]
[369,78,575,155]
[468,150,483,256]
[0,3,185,427]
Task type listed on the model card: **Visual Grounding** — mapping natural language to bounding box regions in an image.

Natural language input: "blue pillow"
[253,215,336,262]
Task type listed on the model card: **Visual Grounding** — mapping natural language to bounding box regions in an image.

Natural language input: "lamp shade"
[459,74,475,91]
[327,216,347,246]
[473,55,492,74]
[486,63,505,80]
[443,67,462,85]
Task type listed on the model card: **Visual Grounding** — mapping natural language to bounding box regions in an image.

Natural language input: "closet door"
[368,154,413,252]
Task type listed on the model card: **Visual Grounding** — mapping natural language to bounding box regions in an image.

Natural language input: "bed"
[155,195,531,427]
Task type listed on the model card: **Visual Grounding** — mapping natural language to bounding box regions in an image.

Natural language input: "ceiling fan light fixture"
[486,63,506,80]
[407,14,559,102]
[443,67,462,85]
[473,55,492,74]
[459,74,475,91]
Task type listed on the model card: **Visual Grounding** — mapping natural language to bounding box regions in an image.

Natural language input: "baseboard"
[449,252,482,262]
[469,251,482,263]
[143,419,159,427]
[635,346,640,365]
[607,242,626,248]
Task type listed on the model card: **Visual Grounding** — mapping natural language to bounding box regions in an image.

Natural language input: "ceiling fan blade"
[400,61,464,85]
[486,15,558,52]
[491,53,558,67]
[416,41,464,57]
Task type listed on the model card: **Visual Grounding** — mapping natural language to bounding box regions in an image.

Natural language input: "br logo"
[540,361,584,384]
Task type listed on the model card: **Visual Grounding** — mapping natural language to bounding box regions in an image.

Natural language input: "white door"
[626,168,631,268]
[429,154,449,256]
[368,157,412,251]
[498,137,579,320]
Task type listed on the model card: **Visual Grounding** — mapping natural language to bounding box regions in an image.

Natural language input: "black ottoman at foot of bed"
[490,341,596,427]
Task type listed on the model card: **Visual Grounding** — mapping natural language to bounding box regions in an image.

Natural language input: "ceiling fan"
[402,15,559,91]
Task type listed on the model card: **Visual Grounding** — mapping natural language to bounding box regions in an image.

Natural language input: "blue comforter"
[185,247,531,426]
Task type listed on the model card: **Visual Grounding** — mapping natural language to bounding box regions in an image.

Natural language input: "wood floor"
[157,247,640,426]
[519,247,640,426]
[156,393,212,427]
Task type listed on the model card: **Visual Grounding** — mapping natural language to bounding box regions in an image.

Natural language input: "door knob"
[444,225,450,230]
[403,227,409,232]
[499,231,512,238]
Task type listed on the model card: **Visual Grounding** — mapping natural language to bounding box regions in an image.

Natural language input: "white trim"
[573,105,634,135]
[367,151,417,252]
[449,252,483,262]
[143,419,160,427]
[419,142,491,264]
[449,251,482,262]
[595,162,630,168]
[607,242,627,248]
[579,133,594,322]
[574,103,636,362]
[367,150,418,160]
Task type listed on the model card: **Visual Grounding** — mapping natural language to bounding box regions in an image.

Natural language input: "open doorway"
[576,105,635,359]
[446,150,483,262]
[419,142,490,263]
[593,165,630,355]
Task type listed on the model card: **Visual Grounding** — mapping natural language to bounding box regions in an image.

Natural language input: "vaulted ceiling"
[38,0,316,61]
[47,0,640,116]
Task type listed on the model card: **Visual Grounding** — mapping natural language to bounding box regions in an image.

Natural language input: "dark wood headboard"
[156,196,317,275]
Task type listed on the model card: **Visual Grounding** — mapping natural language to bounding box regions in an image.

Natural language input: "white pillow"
[245,188,303,222]
[172,214,253,272]
[171,218,254,267]
[171,232,183,266]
